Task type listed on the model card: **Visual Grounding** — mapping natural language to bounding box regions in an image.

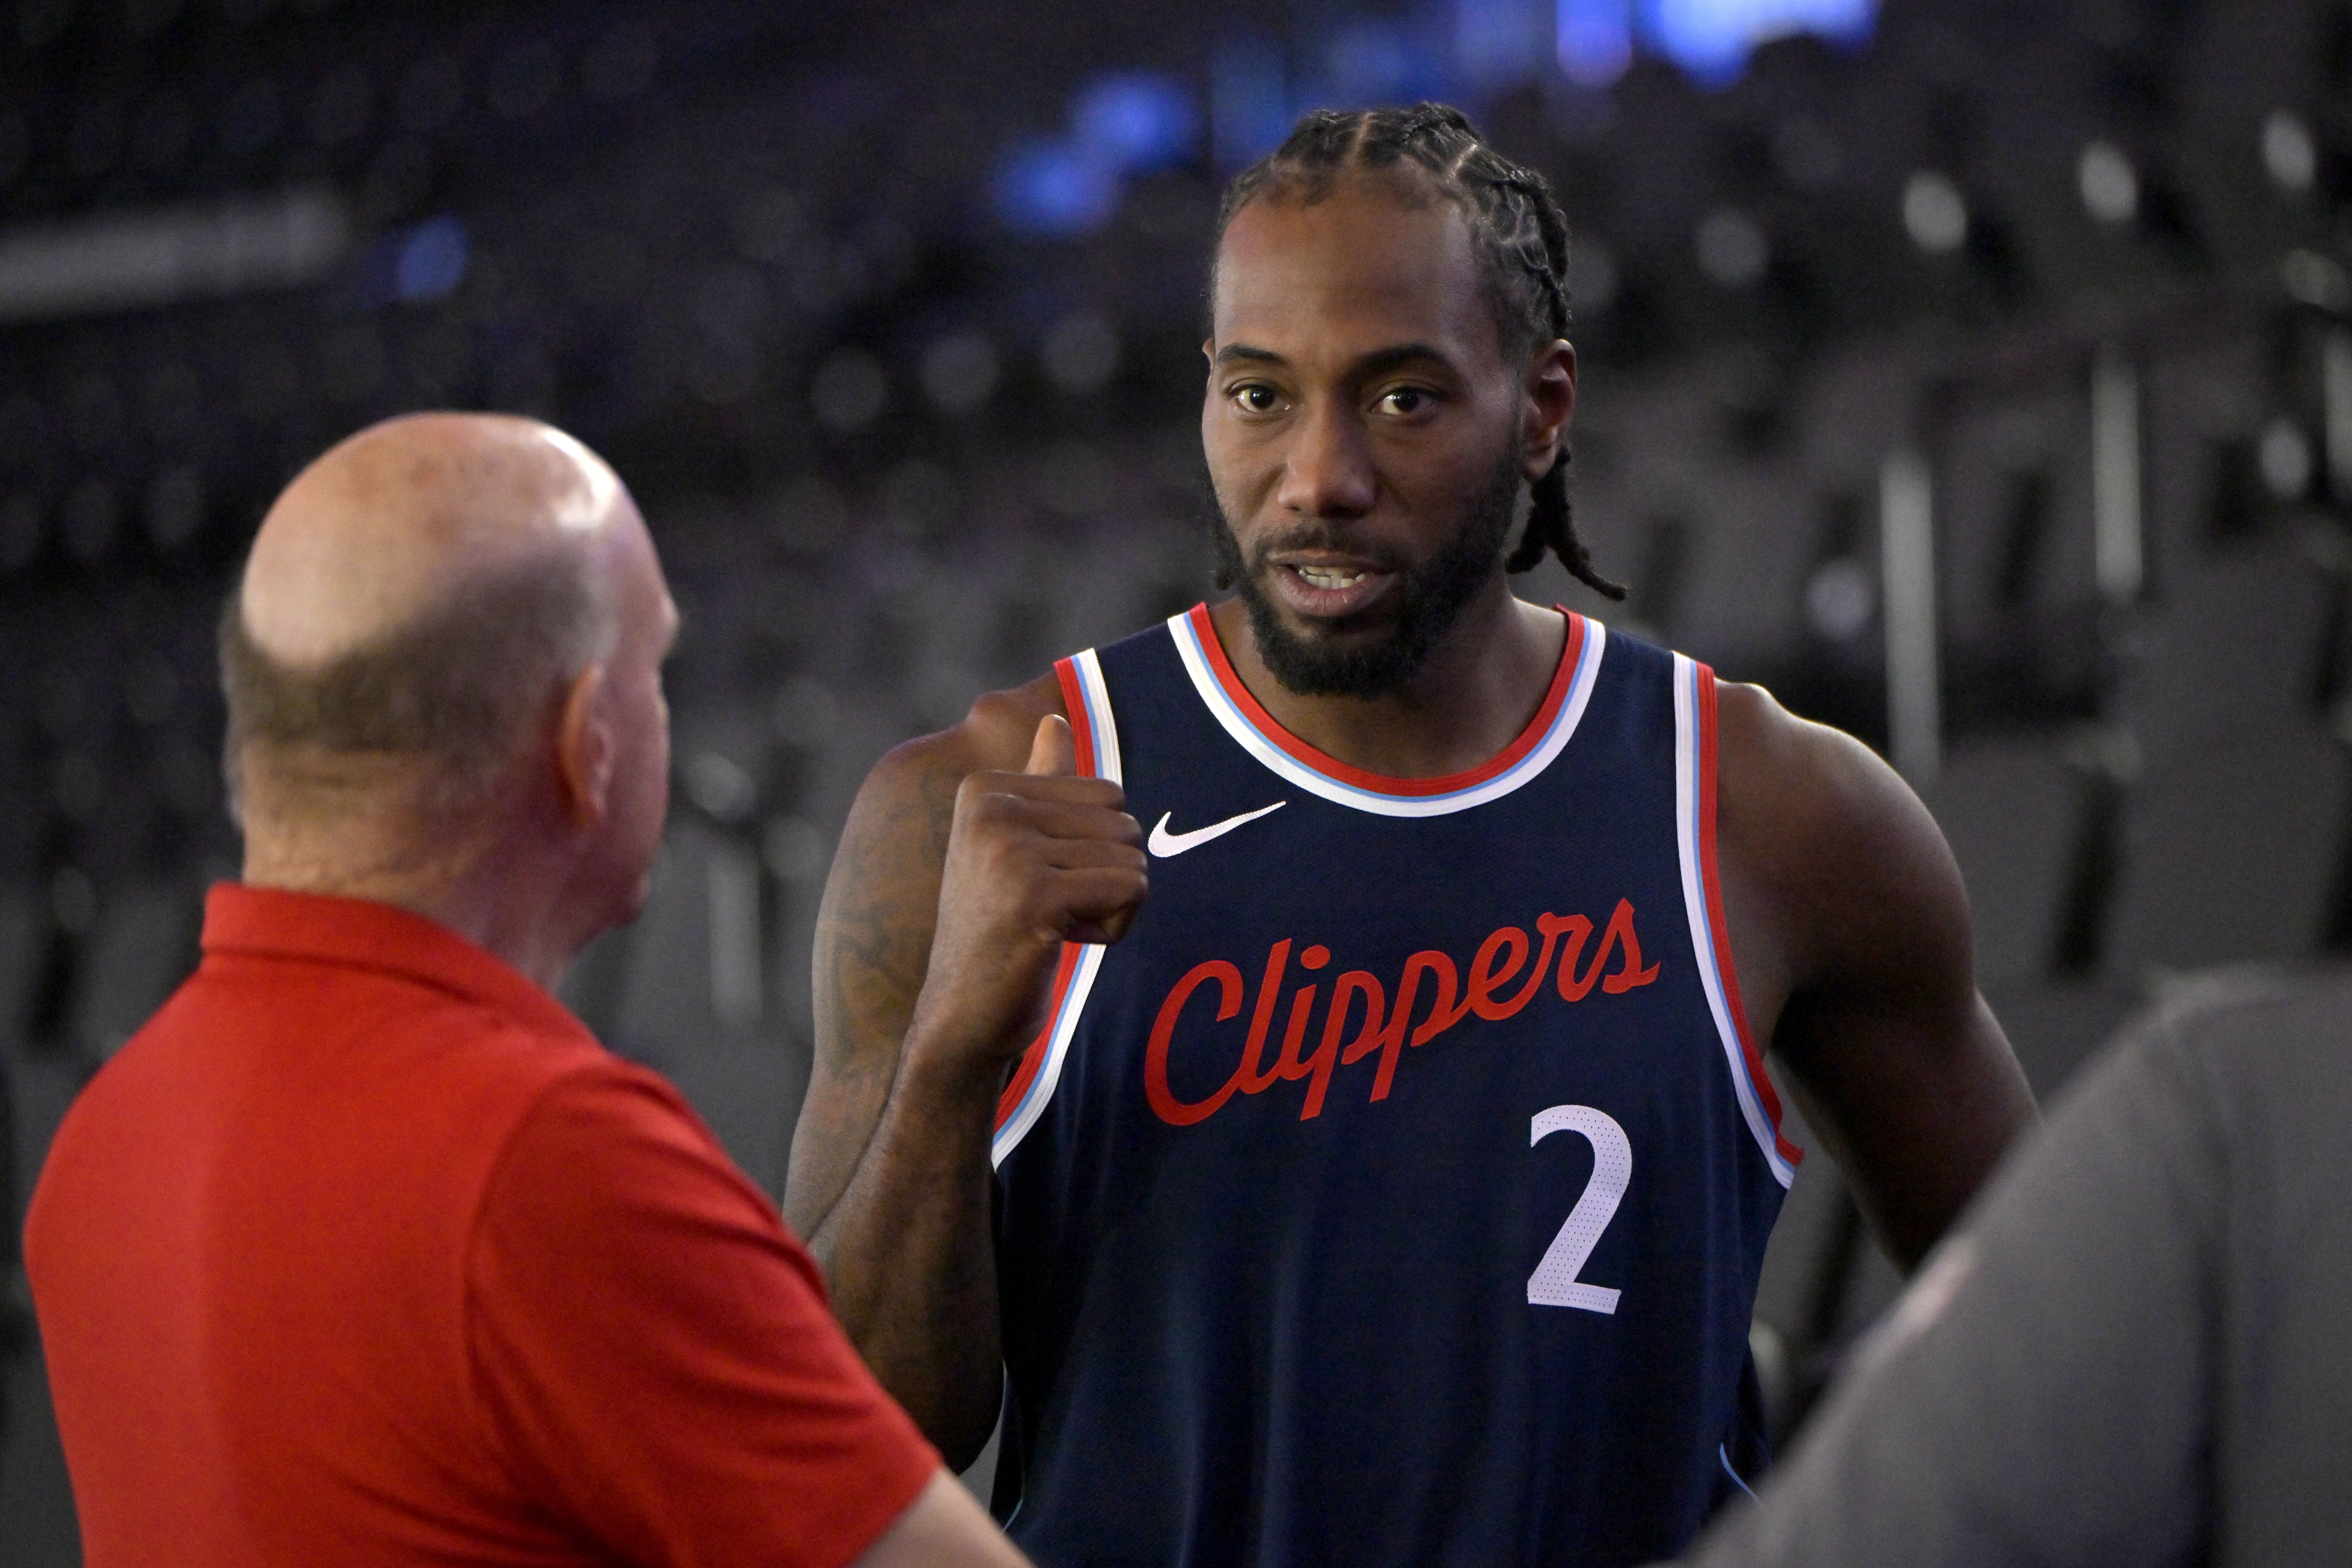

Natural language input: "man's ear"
[1521,337,1578,482]
[553,665,613,830]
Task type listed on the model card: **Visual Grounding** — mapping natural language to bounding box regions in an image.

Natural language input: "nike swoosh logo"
[1148,801,1288,857]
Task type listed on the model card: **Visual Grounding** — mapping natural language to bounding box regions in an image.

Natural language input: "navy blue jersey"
[989,605,1800,1567]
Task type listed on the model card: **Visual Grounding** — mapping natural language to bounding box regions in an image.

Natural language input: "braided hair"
[1214,103,1625,600]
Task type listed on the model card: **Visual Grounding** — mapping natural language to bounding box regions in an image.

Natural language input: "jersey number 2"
[1527,1105,1630,1313]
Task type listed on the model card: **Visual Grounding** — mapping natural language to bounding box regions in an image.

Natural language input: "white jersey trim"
[1672,654,1798,1189]
[992,648,1120,1168]
[1167,610,1606,818]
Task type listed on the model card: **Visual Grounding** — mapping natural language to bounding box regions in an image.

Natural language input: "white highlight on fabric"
[1672,655,1797,1188]
[991,647,1122,1168]
[1146,800,1287,857]
[1167,611,1605,818]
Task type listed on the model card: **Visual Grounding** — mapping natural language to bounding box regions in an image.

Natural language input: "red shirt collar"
[200,883,595,1045]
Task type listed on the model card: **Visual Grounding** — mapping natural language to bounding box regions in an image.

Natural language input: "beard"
[1206,442,1523,699]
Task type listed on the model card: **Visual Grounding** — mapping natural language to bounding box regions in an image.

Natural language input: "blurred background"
[5,0,2351,1554]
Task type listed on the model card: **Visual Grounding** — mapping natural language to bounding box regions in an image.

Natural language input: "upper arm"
[782,675,1064,1243]
[1715,683,2036,1268]
[470,1068,943,1566]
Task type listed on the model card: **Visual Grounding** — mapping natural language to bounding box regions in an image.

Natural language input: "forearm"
[804,1038,1008,1467]
[787,703,1144,1465]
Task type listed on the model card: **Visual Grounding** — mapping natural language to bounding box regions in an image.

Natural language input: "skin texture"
[784,177,2038,1464]
[240,413,1033,1565]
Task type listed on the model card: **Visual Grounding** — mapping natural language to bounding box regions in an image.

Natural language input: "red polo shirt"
[26,884,938,1567]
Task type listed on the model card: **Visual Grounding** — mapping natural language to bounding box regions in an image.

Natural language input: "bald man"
[25,415,1029,1568]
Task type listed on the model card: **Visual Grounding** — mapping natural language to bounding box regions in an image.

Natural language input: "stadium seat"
[2123,544,2337,764]
[1922,738,2084,986]
[1982,976,2146,1102]
[2102,718,2349,976]
[0,886,42,1046]
[66,880,201,1062]
[607,822,801,1197]
[2,1026,88,1568]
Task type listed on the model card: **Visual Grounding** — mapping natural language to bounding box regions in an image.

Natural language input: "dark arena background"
[4,0,2350,1554]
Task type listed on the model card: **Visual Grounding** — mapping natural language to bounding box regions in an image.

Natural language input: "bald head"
[241,412,630,668]
[223,414,666,836]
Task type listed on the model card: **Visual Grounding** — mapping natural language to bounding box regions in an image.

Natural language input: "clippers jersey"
[989,605,1800,1567]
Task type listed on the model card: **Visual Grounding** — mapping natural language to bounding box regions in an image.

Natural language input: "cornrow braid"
[1215,103,1626,601]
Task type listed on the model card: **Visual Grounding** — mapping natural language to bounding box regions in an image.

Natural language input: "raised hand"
[906,715,1148,1073]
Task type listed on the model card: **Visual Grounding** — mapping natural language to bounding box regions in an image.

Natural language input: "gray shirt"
[1673,968,2352,1568]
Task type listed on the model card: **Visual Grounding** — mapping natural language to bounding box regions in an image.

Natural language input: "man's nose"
[1273,403,1377,519]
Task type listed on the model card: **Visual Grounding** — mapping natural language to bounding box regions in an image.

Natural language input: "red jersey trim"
[994,657,1099,1133]
[1055,657,1097,784]
[1695,667,1801,1168]
[1182,602,1585,798]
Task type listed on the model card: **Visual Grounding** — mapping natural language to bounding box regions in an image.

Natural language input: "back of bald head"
[223,413,632,825]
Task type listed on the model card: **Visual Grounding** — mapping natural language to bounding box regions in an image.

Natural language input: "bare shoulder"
[1713,680,1920,842]
[1711,685,2035,1267]
[1712,680,1968,985]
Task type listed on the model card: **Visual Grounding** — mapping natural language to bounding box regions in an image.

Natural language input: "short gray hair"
[219,550,616,816]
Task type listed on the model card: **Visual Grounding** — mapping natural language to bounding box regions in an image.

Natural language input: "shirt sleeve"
[1674,1014,2219,1568]
[465,1061,941,1568]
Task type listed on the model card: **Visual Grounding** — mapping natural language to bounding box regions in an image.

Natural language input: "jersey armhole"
[991,651,1121,1165]
[1674,657,1802,1186]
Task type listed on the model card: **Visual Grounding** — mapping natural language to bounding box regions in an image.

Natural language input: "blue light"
[1211,41,1291,172]
[1558,0,1634,86]
[994,138,1122,237]
[393,216,467,303]
[1073,73,1199,173]
[1321,20,1424,106]
[1638,0,1876,85]
[1456,0,1550,88]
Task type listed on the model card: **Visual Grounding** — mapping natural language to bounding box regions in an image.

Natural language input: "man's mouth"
[1266,555,1399,620]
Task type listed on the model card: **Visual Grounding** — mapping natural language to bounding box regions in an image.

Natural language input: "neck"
[241,809,580,993]
[1209,579,1565,779]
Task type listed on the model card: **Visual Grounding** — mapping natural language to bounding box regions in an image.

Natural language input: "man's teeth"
[1296,565,1367,589]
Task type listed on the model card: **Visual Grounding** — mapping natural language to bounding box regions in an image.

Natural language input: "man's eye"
[1378,387,1432,415]
[1233,385,1280,413]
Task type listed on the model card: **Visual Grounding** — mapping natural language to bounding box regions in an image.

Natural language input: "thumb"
[1024,714,1077,777]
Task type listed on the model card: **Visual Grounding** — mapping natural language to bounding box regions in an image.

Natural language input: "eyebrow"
[1210,341,1460,379]
[1349,342,1457,379]
[1212,344,1287,369]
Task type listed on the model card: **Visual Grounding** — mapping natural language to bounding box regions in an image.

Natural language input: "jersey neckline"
[1167,601,1606,818]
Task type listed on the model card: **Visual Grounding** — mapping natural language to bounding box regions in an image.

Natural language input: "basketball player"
[785,106,2037,1565]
